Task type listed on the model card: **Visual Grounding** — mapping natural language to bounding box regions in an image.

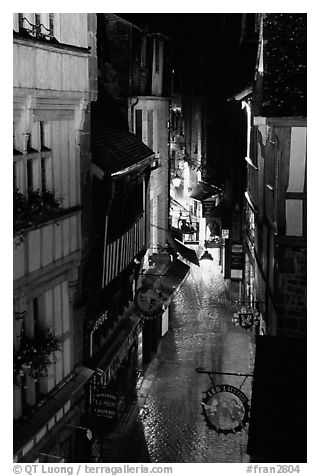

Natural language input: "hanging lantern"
[172,175,181,187]
[200,250,214,261]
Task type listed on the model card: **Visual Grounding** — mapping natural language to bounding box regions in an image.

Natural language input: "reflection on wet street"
[98,249,255,462]
[139,249,255,463]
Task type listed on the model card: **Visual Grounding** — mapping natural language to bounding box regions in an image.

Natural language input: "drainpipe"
[130,97,140,133]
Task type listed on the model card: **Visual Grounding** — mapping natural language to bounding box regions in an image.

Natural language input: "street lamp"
[172,174,181,187]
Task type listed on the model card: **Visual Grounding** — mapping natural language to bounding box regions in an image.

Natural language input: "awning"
[247,336,307,462]
[88,315,141,377]
[160,259,190,305]
[169,226,183,243]
[172,238,200,267]
[189,181,222,202]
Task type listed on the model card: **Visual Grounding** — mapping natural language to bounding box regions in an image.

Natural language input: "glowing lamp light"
[172,175,181,187]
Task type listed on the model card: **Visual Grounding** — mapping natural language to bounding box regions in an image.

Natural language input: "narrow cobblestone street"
[96,248,256,463]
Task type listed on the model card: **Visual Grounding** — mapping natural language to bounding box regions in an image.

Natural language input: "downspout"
[130,97,140,133]
[129,23,133,96]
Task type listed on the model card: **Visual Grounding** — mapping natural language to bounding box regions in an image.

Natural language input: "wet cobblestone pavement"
[96,249,255,463]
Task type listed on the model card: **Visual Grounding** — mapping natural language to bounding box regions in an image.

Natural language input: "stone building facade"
[13,13,97,462]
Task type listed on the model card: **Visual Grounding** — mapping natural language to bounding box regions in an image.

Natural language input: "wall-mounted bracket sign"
[232,306,260,330]
[201,384,250,434]
[134,286,163,320]
[196,367,252,435]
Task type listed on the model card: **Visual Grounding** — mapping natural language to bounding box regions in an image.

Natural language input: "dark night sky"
[115,13,258,98]
[116,13,239,41]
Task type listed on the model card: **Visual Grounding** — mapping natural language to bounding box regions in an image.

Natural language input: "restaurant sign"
[134,287,163,320]
[93,387,118,420]
[232,307,260,330]
[201,384,250,434]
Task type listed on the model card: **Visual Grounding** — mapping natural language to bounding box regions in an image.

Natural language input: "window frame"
[13,121,53,195]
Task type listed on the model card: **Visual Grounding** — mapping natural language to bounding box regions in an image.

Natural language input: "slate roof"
[91,92,155,177]
[256,13,306,117]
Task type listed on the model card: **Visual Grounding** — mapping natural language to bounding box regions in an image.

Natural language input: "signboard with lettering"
[221,229,229,239]
[202,201,217,218]
[201,384,250,434]
[93,388,118,420]
[230,243,244,280]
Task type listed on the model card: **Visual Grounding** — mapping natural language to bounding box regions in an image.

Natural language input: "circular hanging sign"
[201,384,250,434]
[134,287,163,319]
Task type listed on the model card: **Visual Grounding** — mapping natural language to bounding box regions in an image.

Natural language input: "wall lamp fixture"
[172,175,181,187]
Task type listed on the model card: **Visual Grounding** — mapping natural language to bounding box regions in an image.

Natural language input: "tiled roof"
[91,93,155,176]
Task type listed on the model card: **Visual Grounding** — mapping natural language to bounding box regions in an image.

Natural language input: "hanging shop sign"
[93,387,118,420]
[239,312,254,329]
[231,244,244,268]
[201,384,250,434]
[202,201,217,218]
[230,243,244,281]
[221,229,229,239]
[232,307,260,330]
[134,286,163,320]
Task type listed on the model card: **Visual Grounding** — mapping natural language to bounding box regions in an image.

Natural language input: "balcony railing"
[14,209,81,281]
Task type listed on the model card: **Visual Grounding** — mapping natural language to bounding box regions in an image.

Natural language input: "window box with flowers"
[13,332,61,387]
